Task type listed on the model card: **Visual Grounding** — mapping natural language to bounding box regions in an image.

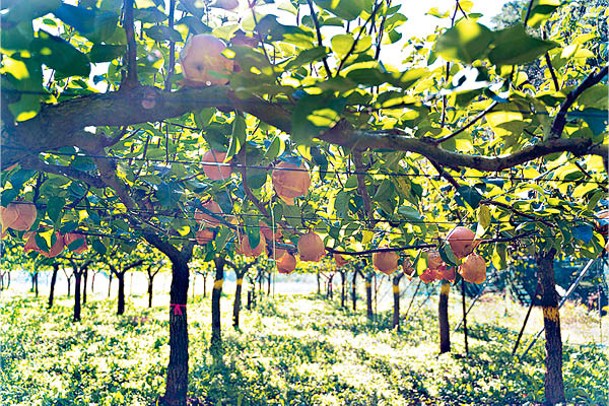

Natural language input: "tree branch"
[549,66,608,139]
[352,151,374,227]
[122,0,138,88]
[305,0,331,78]
[20,157,106,189]
[435,101,498,144]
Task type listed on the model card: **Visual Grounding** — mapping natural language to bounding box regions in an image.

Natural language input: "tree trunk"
[352,270,358,311]
[439,280,451,354]
[537,248,565,405]
[107,272,112,298]
[82,269,88,305]
[91,271,96,293]
[117,272,126,315]
[327,273,334,300]
[34,272,39,297]
[392,275,402,331]
[365,275,373,320]
[316,270,321,295]
[202,273,207,298]
[48,265,59,308]
[266,271,271,296]
[148,273,156,308]
[66,274,72,298]
[211,257,225,359]
[161,258,190,406]
[233,272,245,329]
[340,271,346,308]
[73,271,82,322]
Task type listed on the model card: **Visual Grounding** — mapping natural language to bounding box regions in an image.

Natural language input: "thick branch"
[20,157,106,188]
[549,66,608,139]
[122,0,138,88]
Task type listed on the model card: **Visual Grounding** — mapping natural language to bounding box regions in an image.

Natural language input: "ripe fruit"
[260,222,282,241]
[0,202,37,231]
[419,268,439,284]
[277,252,296,274]
[334,253,348,267]
[180,34,234,86]
[459,253,486,284]
[196,228,215,245]
[194,200,223,227]
[272,161,311,205]
[372,249,399,275]
[271,247,287,260]
[202,150,231,180]
[63,232,88,254]
[436,265,456,283]
[236,232,266,257]
[447,226,476,259]
[24,231,64,258]
[426,249,444,271]
[297,230,325,262]
[402,257,415,276]
[213,0,239,10]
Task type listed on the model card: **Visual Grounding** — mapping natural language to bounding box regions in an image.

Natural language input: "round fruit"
[277,252,296,274]
[180,35,233,86]
[459,253,486,284]
[1,202,37,231]
[213,0,239,10]
[194,200,223,227]
[426,249,444,271]
[271,247,287,260]
[24,231,65,258]
[372,249,399,275]
[63,232,88,254]
[196,228,215,245]
[402,257,415,276]
[419,268,439,284]
[436,265,456,283]
[447,226,476,258]
[260,222,282,241]
[297,230,325,262]
[202,150,231,180]
[272,161,311,205]
[334,253,348,267]
[236,232,266,257]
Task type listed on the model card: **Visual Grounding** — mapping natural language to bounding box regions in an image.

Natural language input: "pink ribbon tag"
[170,303,187,315]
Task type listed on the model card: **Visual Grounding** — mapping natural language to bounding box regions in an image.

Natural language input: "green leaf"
[572,224,593,243]
[92,239,107,255]
[439,243,460,267]
[313,0,375,21]
[284,46,329,70]
[434,19,494,64]
[146,26,183,43]
[35,232,50,252]
[488,24,557,66]
[291,94,346,144]
[155,181,182,207]
[245,218,261,250]
[526,0,560,28]
[46,196,65,224]
[3,0,61,25]
[335,191,350,219]
[89,44,126,63]
[8,94,41,122]
[53,4,119,43]
[331,34,354,57]
[397,206,422,222]
[456,185,483,209]
[33,31,90,77]
[476,204,491,237]
[227,115,247,159]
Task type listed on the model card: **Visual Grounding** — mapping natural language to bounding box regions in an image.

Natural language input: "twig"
[165,0,176,91]
[549,66,608,139]
[523,0,535,26]
[481,199,553,227]
[21,157,106,189]
[435,101,498,144]
[305,0,331,78]
[352,151,374,227]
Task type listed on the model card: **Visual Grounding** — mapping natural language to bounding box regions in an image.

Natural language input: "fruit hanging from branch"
[426,249,444,271]
[63,232,89,254]
[436,265,456,283]
[402,257,415,276]
[334,253,348,267]
[260,222,282,241]
[201,150,231,180]
[272,161,311,206]
[180,34,234,86]
[447,226,476,259]
[372,249,399,275]
[277,252,297,274]
[297,230,325,262]
[0,203,37,231]
[459,253,487,284]
[194,200,223,227]
[419,268,439,284]
[196,229,215,245]
[236,231,266,258]
[24,231,65,258]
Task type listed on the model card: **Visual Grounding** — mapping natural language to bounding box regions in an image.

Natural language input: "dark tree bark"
[146,264,161,308]
[232,259,257,330]
[352,269,360,311]
[392,274,404,331]
[439,280,451,354]
[326,272,335,300]
[110,260,144,315]
[63,268,72,298]
[202,272,208,298]
[107,271,112,298]
[365,273,374,320]
[537,248,565,405]
[316,270,321,295]
[30,272,39,297]
[339,270,347,308]
[48,264,59,308]
[74,270,82,322]
[91,271,96,293]
[266,271,271,296]
[211,257,225,360]
[82,268,88,305]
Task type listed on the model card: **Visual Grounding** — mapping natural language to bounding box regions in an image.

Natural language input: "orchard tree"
[1,0,607,405]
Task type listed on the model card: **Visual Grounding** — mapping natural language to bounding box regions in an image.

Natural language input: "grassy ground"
[0,286,607,405]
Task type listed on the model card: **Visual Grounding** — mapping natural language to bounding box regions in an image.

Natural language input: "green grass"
[0,289,607,405]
